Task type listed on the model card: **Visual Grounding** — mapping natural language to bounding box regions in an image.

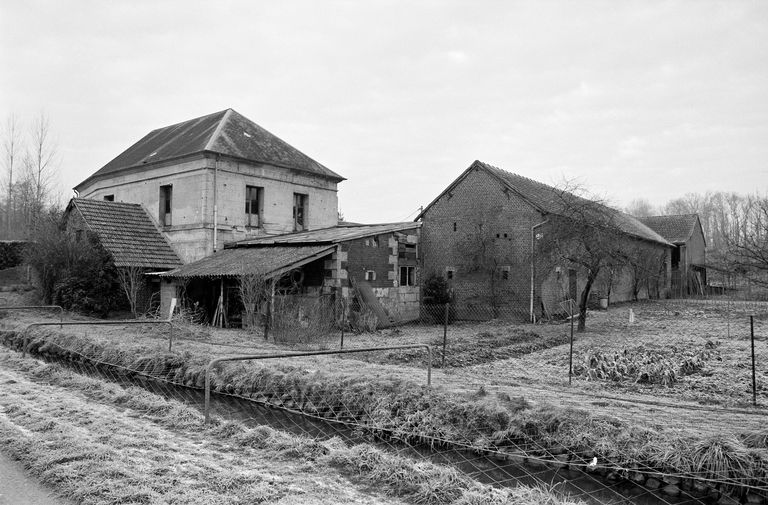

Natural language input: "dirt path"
[0,451,69,505]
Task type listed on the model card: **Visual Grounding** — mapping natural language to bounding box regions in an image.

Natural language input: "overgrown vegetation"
[573,341,721,385]
[25,217,123,316]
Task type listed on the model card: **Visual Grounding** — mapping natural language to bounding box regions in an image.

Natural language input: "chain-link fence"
[2,288,768,505]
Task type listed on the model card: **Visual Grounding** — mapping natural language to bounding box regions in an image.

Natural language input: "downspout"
[530,218,549,323]
[213,154,219,253]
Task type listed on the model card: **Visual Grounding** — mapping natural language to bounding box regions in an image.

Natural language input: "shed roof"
[417,160,671,247]
[158,245,334,279]
[75,109,344,191]
[639,214,701,245]
[228,222,421,248]
[67,199,182,270]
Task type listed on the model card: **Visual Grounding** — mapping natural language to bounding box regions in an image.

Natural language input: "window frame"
[399,266,415,286]
[159,184,173,226]
[245,185,263,228]
[293,193,308,231]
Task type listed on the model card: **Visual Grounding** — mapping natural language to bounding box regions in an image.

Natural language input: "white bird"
[587,457,598,469]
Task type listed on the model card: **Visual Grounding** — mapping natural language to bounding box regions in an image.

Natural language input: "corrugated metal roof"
[228,222,421,248]
[159,245,334,279]
[418,160,671,246]
[69,199,182,270]
[75,109,343,191]
[639,214,700,244]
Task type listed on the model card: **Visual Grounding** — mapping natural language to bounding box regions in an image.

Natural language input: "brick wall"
[420,167,545,319]
[421,166,671,320]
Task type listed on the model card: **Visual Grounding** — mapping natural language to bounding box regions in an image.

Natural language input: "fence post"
[442,303,449,367]
[168,322,173,352]
[569,300,574,386]
[264,297,271,341]
[340,296,346,349]
[751,315,757,406]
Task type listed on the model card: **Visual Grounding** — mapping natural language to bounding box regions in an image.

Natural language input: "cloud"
[617,136,647,158]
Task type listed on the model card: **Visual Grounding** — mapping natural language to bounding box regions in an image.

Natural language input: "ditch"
[30,351,716,505]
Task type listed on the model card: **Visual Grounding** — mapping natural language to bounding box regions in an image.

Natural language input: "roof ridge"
[205,108,233,152]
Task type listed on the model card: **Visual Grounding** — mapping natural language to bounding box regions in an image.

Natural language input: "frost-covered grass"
[0,349,584,505]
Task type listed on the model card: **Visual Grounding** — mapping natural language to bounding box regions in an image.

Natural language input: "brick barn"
[417,160,673,321]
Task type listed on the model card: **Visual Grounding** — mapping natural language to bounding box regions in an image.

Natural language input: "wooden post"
[569,300,575,385]
[751,315,757,406]
[340,296,346,349]
[442,303,449,367]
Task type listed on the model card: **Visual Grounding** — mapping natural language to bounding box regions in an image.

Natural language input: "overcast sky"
[1,0,766,223]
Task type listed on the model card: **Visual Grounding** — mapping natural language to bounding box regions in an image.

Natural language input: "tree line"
[1,113,60,239]
[626,193,768,284]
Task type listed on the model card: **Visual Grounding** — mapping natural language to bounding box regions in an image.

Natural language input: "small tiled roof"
[68,199,182,269]
[639,214,701,245]
[418,160,671,246]
[75,109,343,191]
[228,222,421,248]
[159,245,334,279]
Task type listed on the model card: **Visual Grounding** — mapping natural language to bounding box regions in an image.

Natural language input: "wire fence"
[1,293,768,505]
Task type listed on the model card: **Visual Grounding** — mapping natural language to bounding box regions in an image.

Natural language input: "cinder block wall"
[340,230,421,322]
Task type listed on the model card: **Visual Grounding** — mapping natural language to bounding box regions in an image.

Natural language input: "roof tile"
[75,109,343,191]
[639,214,699,244]
[70,199,182,269]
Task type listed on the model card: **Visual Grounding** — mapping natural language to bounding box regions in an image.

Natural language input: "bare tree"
[239,270,268,332]
[726,195,768,285]
[538,185,629,332]
[22,113,58,228]
[621,241,667,300]
[117,266,144,318]
[2,115,21,237]
[625,198,657,218]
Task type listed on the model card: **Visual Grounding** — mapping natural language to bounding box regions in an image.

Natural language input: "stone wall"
[77,153,339,262]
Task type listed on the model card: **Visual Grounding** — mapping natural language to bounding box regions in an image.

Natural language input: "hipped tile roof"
[75,109,343,191]
[639,214,701,245]
[418,160,671,246]
[159,245,334,279]
[69,199,182,270]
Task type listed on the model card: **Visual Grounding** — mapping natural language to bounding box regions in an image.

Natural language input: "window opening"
[400,266,415,286]
[159,185,172,226]
[398,243,417,260]
[245,186,263,227]
[103,195,114,202]
[293,193,308,231]
[365,270,376,281]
